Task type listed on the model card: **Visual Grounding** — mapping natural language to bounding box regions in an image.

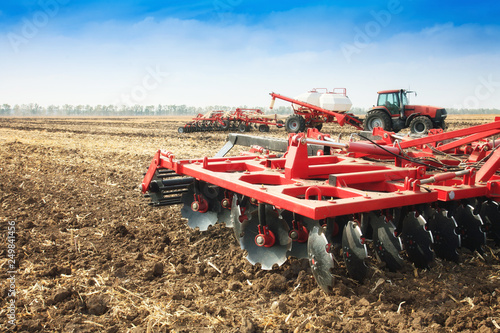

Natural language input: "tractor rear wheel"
[363,111,392,131]
[285,115,306,133]
[410,116,433,134]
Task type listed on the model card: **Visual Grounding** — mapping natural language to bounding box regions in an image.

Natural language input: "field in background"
[0,115,499,332]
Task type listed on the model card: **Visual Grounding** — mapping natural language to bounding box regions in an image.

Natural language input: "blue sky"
[1,0,499,109]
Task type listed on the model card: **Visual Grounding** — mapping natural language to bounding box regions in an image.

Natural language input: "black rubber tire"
[285,115,306,133]
[258,124,269,132]
[315,123,323,131]
[238,123,248,132]
[178,127,185,134]
[363,110,392,131]
[439,120,447,131]
[221,119,229,130]
[410,116,433,134]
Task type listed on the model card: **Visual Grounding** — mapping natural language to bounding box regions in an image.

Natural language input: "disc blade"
[368,212,404,272]
[180,184,219,231]
[308,225,335,293]
[401,212,434,268]
[281,211,318,259]
[181,205,218,231]
[180,183,194,206]
[217,207,233,228]
[479,201,500,244]
[216,189,234,227]
[232,195,255,245]
[453,204,486,253]
[342,221,368,281]
[425,208,460,262]
[240,205,291,270]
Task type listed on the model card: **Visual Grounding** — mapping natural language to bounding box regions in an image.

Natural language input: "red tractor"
[363,89,447,134]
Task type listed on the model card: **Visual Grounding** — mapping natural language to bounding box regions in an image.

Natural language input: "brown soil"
[0,116,499,333]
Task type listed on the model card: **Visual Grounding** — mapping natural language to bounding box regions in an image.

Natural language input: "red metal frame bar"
[394,120,500,150]
[142,124,500,220]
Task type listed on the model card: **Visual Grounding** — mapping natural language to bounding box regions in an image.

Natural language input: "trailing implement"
[269,88,363,133]
[141,119,500,292]
[178,108,285,133]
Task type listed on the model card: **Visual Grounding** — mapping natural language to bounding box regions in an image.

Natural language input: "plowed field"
[1,116,499,332]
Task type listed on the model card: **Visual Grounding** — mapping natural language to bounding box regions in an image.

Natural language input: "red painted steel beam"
[398,120,500,149]
[476,148,500,182]
[141,150,161,193]
[330,169,419,187]
[179,162,440,219]
[435,129,500,152]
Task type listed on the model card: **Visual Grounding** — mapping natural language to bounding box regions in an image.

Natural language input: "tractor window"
[401,93,408,106]
[377,94,388,106]
[377,93,400,115]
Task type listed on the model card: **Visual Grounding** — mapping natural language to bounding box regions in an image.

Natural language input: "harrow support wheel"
[177,127,185,133]
[285,115,306,133]
[221,119,230,130]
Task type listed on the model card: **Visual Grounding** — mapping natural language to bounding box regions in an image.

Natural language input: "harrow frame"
[141,119,500,290]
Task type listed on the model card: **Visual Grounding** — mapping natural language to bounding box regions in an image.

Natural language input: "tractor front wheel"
[285,115,306,133]
[438,120,448,131]
[363,111,392,131]
[410,116,433,135]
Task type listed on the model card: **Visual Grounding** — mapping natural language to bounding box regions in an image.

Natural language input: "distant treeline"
[0,103,498,116]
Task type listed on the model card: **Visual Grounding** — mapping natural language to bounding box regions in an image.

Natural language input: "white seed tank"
[294,88,352,112]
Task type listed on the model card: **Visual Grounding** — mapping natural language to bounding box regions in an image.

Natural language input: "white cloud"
[0,16,499,110]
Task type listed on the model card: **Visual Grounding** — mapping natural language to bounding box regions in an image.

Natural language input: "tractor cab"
[376,89,415,118]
